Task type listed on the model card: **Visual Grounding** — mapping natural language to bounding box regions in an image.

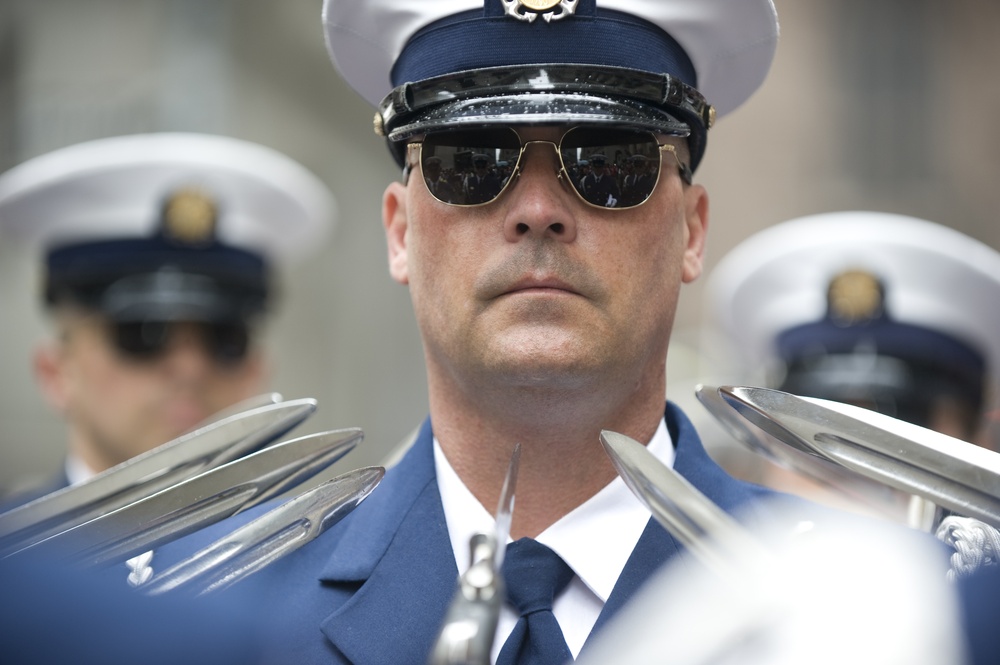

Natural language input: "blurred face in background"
[33,308,266,474]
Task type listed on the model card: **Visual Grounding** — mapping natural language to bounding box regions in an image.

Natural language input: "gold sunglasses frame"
[405,126,692,211]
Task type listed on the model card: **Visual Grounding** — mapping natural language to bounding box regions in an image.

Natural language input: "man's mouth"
[502,275,579,297]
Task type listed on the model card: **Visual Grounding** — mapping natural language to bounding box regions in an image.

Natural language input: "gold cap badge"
[501,0,578,23]
[827,269,884,325]
[161,189,218,246]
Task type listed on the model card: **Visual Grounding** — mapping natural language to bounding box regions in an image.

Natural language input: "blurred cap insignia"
[827,270,884,325]
[161,189,218,246]
[502,0,578,23]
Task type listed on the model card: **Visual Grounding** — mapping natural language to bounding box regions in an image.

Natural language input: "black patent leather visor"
[376,64,713,171]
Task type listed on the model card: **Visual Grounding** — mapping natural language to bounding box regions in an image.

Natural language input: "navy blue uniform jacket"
[197,402,782,664]
[0,468,70,513]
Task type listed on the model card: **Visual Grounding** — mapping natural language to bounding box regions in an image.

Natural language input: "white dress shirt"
[434,419,675,661]
[65,454,97,485]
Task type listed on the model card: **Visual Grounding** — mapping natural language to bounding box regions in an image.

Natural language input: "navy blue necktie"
[496,538,574,665]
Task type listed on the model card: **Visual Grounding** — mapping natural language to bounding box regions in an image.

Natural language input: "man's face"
[35,312,266,472]
[384,125,708,398]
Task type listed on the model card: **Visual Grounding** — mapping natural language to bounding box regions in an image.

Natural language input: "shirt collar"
[65,454,97,486]
[434,418,674,602]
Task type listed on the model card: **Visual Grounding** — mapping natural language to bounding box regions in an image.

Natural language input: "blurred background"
[0,0,998,494]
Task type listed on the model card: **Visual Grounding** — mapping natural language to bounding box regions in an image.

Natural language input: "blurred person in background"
[0,132,334,505]
[706,210,1000,518]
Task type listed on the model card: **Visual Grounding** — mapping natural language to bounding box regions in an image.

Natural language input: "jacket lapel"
[583,401,773,654]
[313,404,772,663]
[317,419,460,665]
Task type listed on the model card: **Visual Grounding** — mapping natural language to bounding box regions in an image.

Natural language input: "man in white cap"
[710,211,1000,447]
[706,211,1000,521]
[0,133,334,503]
[192,2,808,663]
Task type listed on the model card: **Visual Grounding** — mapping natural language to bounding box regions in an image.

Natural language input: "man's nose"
[502,141,578,243]
[161,324,215,378]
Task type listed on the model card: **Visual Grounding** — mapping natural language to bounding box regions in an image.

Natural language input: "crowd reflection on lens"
[420,135,662,208]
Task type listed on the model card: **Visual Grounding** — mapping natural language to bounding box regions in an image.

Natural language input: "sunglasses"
[110,321,251,365]
[406,126,692,210]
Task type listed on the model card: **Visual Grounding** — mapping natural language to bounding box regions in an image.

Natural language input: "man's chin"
[162,403,214,437]
[477,347,608,391]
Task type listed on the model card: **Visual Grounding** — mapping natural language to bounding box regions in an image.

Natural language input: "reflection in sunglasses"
[407,126,691,210]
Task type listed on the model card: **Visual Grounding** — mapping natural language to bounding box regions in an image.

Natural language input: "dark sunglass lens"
[113,321,170,359]
[422,130,520,205]
[560,128,661,208]
[205,323,249,364]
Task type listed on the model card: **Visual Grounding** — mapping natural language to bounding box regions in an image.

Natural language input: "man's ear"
[383,181,410,285]
[33,341,70,414]
[680,183,709,284]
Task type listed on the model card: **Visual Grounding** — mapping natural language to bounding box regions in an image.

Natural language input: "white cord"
[935,516,1000,581]
[125,550,155,587]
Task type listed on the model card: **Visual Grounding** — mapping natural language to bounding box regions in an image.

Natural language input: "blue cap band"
[45,238,269,321]
[392,5,696,91]
[777,319,986,389]
[46,239,265,285]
